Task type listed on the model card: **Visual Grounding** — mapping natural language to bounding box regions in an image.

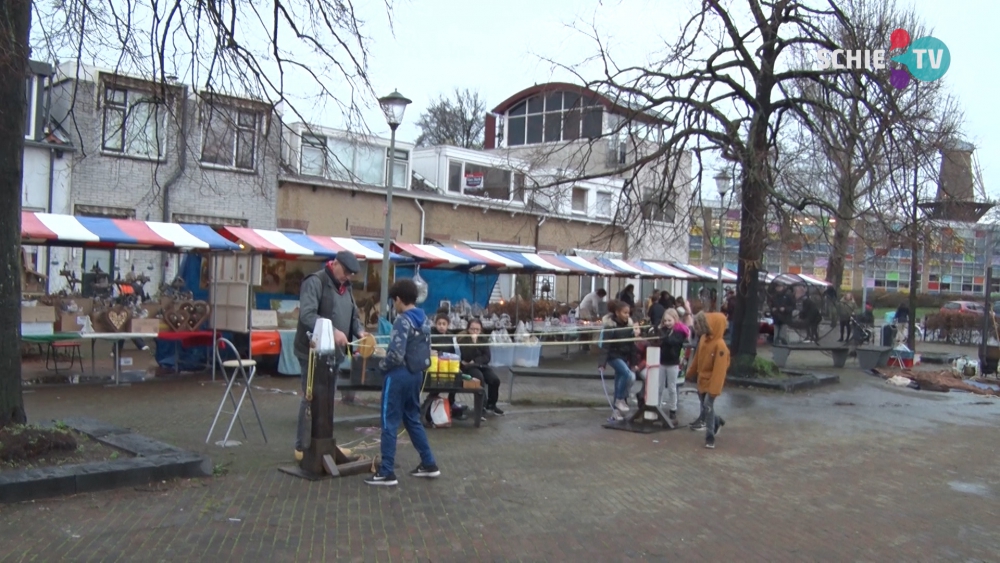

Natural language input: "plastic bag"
[429,397,452,427]
[886,375,912,387]
[311,318,336,354]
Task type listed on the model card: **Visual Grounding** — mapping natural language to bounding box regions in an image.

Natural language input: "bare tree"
[0,0,31,427]
[783,0,955,290]
[414,88,486,149]
[557,0,906,370]
[0,0,392,426]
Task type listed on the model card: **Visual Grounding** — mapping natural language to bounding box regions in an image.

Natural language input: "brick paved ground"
[3,340,1000,561]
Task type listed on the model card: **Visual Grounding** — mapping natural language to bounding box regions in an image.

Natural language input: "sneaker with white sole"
[714,419,725,437]
[364,472,398,486]
[409,464,441,478]
[705,438,715,449]
[689,421,706,431]
[614,400,630,413]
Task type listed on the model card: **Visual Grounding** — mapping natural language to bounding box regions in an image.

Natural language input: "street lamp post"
[713,170,733,311]
[378,90,412,320]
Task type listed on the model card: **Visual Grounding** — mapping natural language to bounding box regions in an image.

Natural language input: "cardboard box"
[130,318,162,334]
[21,322,54,336]
[21,305,56,323]
[57,313,90,332]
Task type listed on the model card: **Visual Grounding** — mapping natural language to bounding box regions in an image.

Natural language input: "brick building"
[49,62,282,292]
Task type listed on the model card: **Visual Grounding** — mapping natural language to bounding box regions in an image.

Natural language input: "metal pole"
[380,126,399,319]
[716,196,726,311]
[861,253,869,309]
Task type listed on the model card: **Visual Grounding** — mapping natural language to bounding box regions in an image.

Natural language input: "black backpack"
[404,319,432,373]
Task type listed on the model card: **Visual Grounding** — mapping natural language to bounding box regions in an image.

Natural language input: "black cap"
[335,250,361,274]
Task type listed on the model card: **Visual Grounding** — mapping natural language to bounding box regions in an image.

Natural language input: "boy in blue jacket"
[366,279,440,486]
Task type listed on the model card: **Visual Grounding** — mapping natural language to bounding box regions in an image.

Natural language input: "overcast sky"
[334,0,997,201]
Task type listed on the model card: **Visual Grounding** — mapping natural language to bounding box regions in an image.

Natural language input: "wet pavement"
[3,339,1000,561]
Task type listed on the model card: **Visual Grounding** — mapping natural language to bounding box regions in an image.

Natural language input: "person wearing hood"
[603,300,641,418]
[366,279,439,486]
[659,308,689,427]
[685,312,729,449]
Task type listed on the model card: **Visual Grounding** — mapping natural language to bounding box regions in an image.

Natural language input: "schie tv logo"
[816,28,951,89]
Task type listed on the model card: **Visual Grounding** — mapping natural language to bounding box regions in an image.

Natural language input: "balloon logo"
[887,30,950,89]
[889,28,911,51]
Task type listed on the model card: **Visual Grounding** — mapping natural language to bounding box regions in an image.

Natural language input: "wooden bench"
[771,344,849,368]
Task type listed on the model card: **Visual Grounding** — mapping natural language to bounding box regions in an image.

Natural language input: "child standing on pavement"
[685,312,729,449]
[659,308,689,428]
[366,279,440,486]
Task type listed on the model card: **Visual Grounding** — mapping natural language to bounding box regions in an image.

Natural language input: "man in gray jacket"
[294,250,366,460]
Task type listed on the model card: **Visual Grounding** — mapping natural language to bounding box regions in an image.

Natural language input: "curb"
[0,417,212,503]
[727,371,840,393]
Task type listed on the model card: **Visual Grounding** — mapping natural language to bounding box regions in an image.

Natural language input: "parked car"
[940,301,985,315]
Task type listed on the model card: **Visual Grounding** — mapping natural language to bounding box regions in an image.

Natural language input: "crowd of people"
[599,289,728,449]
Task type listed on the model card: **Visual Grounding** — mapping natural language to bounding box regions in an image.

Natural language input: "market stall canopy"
[770,272,829,287]
[21,211,239,251]
[219,227,406,261]
[393,242,502,269]
[671,263,717,280]
[493,251,572,273]
[704,266,739,283]
[641,261,698,280]
[595,258,654,277]
[796,273,831,287]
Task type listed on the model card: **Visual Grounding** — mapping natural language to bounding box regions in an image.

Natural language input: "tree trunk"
[730,149,769,373]
[825,196,854,290]
[907,166,919,351]
[0,0,31,428]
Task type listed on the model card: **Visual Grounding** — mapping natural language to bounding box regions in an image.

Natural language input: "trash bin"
[881,324,897,346]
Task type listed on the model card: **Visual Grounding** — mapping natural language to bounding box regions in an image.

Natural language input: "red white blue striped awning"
[641,261,698,279]
[21,211,239,250]
[219,227,406,261]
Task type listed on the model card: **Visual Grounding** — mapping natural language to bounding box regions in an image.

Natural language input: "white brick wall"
[51,75,282,291]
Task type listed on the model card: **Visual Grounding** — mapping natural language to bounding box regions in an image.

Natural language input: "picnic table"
[337,371,485,427]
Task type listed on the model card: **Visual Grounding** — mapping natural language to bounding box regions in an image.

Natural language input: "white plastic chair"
[206,337,267,446]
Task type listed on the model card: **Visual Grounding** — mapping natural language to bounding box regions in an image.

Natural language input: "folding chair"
[206,337,268,446]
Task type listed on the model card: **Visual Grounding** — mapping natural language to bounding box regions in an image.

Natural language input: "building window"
[448,161,463,193]
[447,159,520,202]
[506,92,603,147]
[535,274,557,299]
[596,192,613,218]
[24,76,36,139]
[571,187,588,213]
[327,138,385,186]
[300,134,327,176]
[172,213,248,227]
[385,148,409,189]
[643,192,676,224]
[102,86,166,158]
[201,105,259,170]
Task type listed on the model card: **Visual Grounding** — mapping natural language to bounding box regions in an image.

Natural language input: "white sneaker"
[615,400,630,413]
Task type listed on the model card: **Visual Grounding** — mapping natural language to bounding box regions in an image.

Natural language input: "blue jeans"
[379,370,436,476]
[607,358,634,401]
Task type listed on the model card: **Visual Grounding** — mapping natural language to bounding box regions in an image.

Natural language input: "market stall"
[19,211,240,384]
[207,226,408,375]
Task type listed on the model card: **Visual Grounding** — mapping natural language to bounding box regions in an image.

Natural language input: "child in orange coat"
[685,312,729,448]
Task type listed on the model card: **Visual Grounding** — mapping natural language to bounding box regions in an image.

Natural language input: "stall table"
[155,331,215,374]
[80,332,160,385]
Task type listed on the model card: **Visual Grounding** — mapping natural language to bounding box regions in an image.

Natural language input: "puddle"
[948,481,991,497]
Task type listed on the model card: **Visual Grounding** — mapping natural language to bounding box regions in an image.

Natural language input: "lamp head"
[713,170,732,196]
[378,90,412,129]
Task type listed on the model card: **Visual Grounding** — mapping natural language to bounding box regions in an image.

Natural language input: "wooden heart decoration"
[189,301,211,330]
[163,308,189,332]
[105,307,131,332]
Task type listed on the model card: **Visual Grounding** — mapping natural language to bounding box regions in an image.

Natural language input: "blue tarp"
[395,266,497,316]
